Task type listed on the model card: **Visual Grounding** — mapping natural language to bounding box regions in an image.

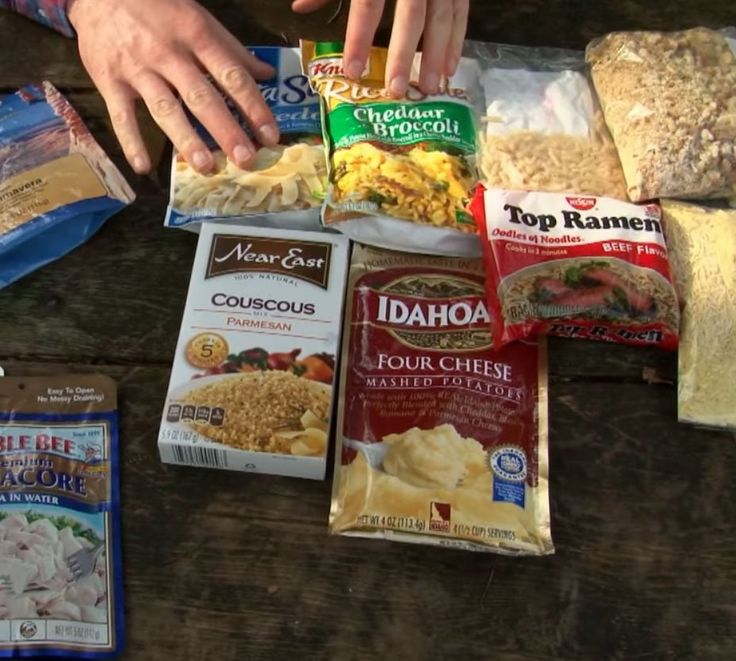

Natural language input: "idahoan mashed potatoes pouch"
[330,244,552,555]
[302,41,482,257]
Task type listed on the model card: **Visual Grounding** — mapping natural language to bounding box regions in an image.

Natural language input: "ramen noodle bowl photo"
[472,187,680,350]
[499,258,679,331]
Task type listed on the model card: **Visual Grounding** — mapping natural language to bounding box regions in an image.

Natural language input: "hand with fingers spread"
[66,0,280,175]
[292,0,469,97]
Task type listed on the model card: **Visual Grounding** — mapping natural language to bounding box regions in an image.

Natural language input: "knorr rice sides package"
[165,47,326,232]
[330,244,552,554]
[302,41,482,257]
[472,186,680,350]
[0,375,124,658]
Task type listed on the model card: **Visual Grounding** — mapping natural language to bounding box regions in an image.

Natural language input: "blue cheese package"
[0,374,124,658]
[0,82,135,290]
[165,47,326,232]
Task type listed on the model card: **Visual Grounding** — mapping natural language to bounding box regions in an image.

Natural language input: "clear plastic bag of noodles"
[586,27,736,202]
[330,244,553,555]
[165,47,327,232]
[662,200,736,430]
[464,40,627,201]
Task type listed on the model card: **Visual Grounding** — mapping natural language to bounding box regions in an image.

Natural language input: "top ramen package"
[0,83,135,290]
[302,41,482,257]
[165,47,326,232]
[330,244,552,555]
[472,187,680,350]
[586,27,736,202]
[0,375,124,658]
[464,40,627,200]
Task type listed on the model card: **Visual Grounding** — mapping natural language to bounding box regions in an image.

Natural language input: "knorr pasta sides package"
[0,375,123,658]
[330,245,552,555]
[158,224,350,479]
[472,187,679,350]
[302,41,482,257]
[165,47,326,232]
[0,83,135,290]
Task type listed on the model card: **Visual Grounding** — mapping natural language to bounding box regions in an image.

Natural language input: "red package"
[472,186,679,350]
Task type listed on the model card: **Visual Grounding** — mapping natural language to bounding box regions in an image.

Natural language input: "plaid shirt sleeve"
[0,0,74,37]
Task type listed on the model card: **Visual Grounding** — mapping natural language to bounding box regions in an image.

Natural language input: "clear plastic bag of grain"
[464,40,627,200]
[586,27,736,202]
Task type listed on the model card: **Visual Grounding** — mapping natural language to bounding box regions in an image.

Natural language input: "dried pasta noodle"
[173,143,327,216]
[480,113,628,200]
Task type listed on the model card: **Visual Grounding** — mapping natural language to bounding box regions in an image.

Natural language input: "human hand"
[66,0,280,174]
[291,0,469,97]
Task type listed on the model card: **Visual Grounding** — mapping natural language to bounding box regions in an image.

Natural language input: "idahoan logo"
[207,234,332,289]
[371,273,492,351]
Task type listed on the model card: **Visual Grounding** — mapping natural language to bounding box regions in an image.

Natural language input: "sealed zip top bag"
[464,39,627,201]
[0,375,123,658]
[0,83,135,290]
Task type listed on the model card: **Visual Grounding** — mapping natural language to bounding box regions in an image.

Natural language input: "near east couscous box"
[158,224,350,479]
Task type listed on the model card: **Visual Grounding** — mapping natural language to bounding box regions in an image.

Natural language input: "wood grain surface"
[1,1,735,659]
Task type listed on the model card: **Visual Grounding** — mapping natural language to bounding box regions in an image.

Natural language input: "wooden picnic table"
[1,1,735,658]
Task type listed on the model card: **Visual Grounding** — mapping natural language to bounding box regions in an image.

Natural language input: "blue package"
[165,47,326,232]
[0,82,135,290]
[0,374,124,658]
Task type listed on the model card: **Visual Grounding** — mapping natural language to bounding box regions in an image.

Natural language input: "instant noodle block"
[0,83,135,290]
[587,27,736,202]
[165,47,326,232]
[662,200,736,430]
[472,187,679,350]
[330,244,552,554]
[158,224,349,479]
[302,41,482,257]
[465,40,627,200]
[0,375,124,658]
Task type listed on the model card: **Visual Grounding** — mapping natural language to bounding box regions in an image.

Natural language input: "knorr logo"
[206,234,332,288]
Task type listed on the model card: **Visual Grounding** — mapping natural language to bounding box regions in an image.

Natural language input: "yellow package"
[302,41,482,257]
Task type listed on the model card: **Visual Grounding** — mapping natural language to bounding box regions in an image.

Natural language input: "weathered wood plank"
[0,361,732,660]
[2,0,735,88]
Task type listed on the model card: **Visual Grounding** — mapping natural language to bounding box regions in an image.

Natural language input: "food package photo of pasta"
[302,41,483,257]
[165,47,327,232]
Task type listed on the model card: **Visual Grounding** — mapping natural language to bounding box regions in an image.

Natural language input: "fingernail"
[233,144,254,166]
[389,75,408,97]
[258,124,279,145]
[446,56,460,77]
[345,59,363,80]
[192,150,211,171]
[422,72,440,94]
[132,156,148,174]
